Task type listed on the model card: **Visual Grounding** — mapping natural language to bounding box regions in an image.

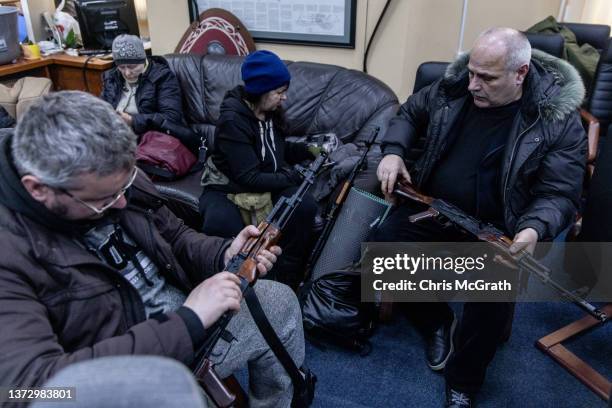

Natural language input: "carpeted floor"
[298,229,611,407]
[304,301,611,407]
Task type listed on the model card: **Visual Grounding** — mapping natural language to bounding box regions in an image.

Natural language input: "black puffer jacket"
[382,50,587,240]
[209,86,313,194]
[101,56,192,145]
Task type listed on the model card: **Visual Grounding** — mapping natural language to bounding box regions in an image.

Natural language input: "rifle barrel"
[195,152,326,364]
[519,255,608,322]
[393,180,609,323]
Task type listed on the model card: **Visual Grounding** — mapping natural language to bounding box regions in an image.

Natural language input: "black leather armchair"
[558,22,611,143]
[561,22,610,52]
[582,38,612,143]
[525,32,564,58]
[523,30,604,165]
[406,62,449,169]
[413,61,449,94]
[155,53,399,229]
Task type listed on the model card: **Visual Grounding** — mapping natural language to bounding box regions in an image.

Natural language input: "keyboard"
[78,49,110,56]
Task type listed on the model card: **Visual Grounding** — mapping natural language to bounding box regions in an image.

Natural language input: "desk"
[0,54,114,95]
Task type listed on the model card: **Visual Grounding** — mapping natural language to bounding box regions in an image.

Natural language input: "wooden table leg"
[536,304,612,401]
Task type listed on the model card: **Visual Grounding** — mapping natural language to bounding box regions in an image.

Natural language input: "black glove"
[281,167,303,185]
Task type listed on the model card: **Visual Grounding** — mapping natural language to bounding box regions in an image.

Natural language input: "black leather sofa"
[155,53,399,229]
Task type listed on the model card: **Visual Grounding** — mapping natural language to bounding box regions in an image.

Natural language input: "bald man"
[374,28,586,407]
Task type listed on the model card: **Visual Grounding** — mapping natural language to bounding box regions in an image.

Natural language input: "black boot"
[426,312,457,371]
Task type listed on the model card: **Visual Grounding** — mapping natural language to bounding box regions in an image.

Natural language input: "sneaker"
[445,385,474,407]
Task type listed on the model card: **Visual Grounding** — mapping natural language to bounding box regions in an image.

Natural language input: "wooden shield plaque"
[175,8,256,56]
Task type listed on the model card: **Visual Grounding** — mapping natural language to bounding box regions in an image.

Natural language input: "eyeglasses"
[59,167,139,214]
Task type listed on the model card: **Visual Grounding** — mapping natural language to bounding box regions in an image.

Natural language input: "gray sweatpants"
[32,356,208,408]
[210,279,305,408]
[33,280,304,408]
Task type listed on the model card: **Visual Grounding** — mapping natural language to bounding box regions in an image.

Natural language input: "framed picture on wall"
[192,0,357,48]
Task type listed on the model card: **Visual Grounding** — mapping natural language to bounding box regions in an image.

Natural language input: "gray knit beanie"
[112,34,146,65]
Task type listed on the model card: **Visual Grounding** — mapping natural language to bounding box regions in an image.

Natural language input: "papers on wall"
[196,0,346,36]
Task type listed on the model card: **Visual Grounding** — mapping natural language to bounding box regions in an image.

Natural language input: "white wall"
[577,0,612,26]
[147,0,565,100]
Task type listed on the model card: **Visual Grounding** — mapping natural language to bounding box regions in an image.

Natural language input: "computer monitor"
[74,0,139,50]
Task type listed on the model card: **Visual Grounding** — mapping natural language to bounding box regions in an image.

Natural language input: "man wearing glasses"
[0,91,304,407]
[55,165,139,216]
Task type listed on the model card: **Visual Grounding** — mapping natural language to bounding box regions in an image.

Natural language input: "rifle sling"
[243,286,305,389]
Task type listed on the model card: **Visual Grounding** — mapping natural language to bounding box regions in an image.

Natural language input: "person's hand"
[493,227,539,269]
[223,225,282,277]
[509,227,539,255]
[377,154,411,195]
[183,272,242,329]
[119,112,133,126]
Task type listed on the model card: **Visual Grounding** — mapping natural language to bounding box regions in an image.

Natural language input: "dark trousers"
[199,187,317,289]
[371,202,514,394]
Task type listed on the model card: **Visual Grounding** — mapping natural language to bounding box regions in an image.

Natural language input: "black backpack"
[299,266,377,355]
[299,186,390,355]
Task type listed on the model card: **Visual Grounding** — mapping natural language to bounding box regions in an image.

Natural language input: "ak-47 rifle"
[193,153,327,407]
[393,180,609,323]
[305,127,380,278]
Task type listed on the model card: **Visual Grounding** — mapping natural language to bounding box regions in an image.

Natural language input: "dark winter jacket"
[101,56,197,151]
[0,132,230,392]
[382,50,587,240]
[209,86,314,194]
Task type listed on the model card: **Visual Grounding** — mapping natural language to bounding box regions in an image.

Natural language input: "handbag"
[136,130,197,180]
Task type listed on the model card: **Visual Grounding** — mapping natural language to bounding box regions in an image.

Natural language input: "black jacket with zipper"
[100,56,198,152]
[210,86,313,194]
[381,50,587,240]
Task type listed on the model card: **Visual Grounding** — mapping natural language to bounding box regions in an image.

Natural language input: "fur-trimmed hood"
[442,49,585,122]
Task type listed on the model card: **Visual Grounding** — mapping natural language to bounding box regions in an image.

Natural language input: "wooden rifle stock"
[190,224,281,408]
[234,221,281,283]
[194,358,236,408]
[394,180,433,205]
[193,153,327,403]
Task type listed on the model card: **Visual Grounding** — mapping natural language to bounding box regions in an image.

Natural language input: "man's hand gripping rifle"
[193,152,328,407]
[393,180,608,323]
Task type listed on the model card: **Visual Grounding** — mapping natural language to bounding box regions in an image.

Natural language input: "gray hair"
[12,91,137,188]
[476,27,532,71]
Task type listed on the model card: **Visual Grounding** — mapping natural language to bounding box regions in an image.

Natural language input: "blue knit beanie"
[241,50,291,95]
